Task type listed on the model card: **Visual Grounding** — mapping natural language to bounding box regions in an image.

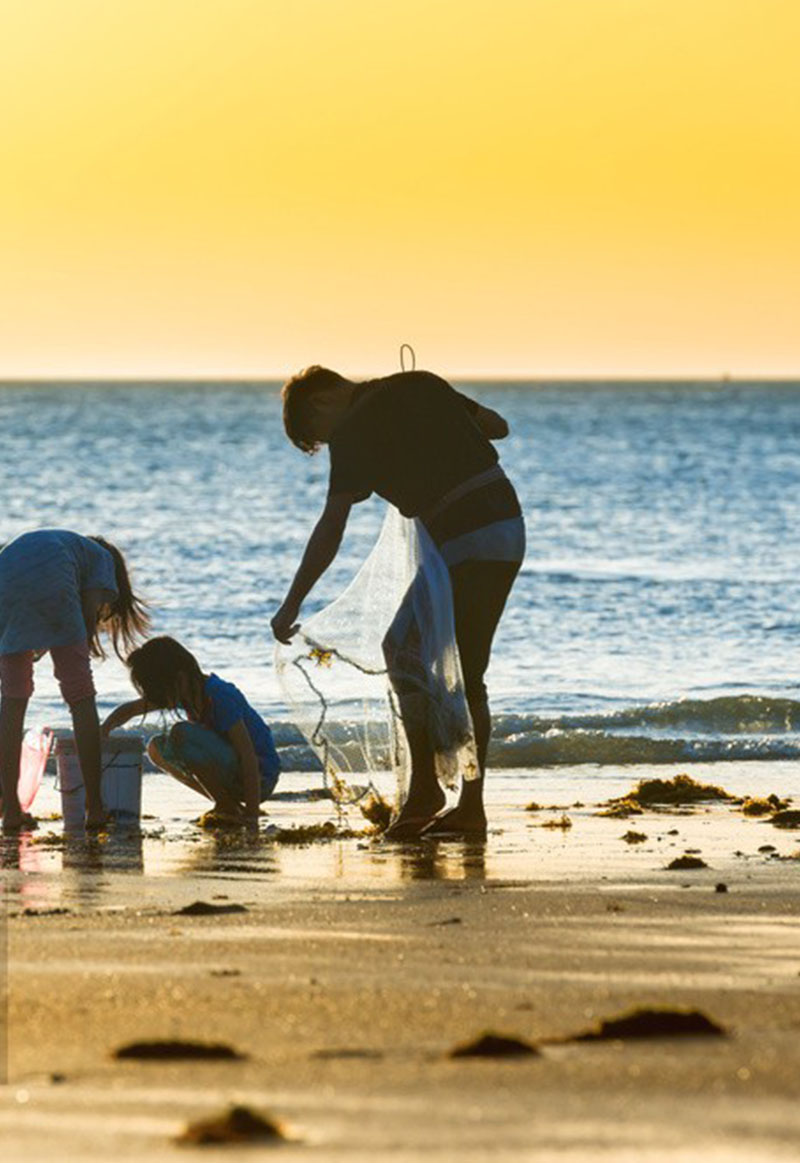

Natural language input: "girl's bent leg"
[148,734,212,800]
[156,722,244,816]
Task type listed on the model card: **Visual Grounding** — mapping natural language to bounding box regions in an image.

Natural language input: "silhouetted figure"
[272,368,524,838]
[0,530,148,832]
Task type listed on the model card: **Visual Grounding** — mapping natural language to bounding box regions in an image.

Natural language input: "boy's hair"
[88,536,150,660]
[281,365,347,453]
[126,636,203,709]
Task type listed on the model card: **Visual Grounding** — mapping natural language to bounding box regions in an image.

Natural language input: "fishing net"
[275,505,478,808]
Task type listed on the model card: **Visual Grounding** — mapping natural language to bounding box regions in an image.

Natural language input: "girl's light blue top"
[0,530,117,655]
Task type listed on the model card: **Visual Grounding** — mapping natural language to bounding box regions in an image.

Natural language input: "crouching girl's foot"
[196,800,246,830]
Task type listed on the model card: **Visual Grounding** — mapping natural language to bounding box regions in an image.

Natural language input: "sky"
[1,0,798,378]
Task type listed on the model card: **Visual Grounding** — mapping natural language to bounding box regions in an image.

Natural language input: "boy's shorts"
[152,721,278,803]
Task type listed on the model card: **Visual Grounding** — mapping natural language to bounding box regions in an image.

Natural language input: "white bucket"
[56,732,144,830]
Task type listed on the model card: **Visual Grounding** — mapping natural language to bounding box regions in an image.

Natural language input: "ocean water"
[2,378,800,770]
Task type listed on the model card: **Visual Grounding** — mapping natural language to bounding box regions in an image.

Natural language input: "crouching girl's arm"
[227,719,261,820]
[101,697,155,736]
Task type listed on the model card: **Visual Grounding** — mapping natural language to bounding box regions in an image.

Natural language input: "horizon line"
[1,373,800,385]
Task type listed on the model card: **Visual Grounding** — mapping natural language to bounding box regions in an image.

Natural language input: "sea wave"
[269,694,800,771]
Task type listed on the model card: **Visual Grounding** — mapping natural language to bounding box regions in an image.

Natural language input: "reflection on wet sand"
[369,838,487,882]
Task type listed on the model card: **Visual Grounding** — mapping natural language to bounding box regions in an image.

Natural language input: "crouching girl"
[103,636,280,823]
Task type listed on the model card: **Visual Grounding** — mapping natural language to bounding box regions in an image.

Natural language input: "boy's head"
[126,636,203,709]
[281,365,352,453]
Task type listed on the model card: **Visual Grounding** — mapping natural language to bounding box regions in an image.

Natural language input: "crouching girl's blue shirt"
[203,673,280,786]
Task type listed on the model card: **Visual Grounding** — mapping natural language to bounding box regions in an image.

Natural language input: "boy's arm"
[227,719,261,819]
[101,697,151,736]
[271,492,353,643]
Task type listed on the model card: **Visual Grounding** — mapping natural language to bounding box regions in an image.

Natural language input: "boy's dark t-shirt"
[327,371,498,518]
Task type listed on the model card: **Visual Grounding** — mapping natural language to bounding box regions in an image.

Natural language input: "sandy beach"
[2,763,800,1161]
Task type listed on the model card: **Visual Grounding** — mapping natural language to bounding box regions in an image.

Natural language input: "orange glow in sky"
[1,0,798,377]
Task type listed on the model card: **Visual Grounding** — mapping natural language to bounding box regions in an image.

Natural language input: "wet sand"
[2,763,800,1160]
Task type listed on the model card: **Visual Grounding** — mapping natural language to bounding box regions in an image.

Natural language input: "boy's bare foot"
[384,787,447,841]
[421,805,487,840]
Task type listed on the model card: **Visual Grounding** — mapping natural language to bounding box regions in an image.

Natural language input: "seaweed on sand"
[596,798,643,818]
[742,794,788,816]
[540,813,573,830]
[174,901,248,916]
[114,1040,244,1061]
[272,821,361,844]
[599,773,735,817]
[449,1032,540,1058]
[562,1007,726,1042]
[176,1105,286,1145]
[359,791,393,833]
[769,809,800,829]
[621,831,648,844]
[666,854,708,870]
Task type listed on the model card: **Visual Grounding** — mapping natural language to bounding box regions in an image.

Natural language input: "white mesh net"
[275,505,478,808]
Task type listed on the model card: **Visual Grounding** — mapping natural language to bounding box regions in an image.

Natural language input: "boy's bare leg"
[0,696,29,832]
[384,693,445,839]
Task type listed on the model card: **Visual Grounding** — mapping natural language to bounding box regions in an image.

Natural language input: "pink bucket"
[18,728,53,812]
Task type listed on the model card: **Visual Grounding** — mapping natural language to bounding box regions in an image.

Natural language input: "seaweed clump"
[621,831,647,844]
[174,901,248,917]
[176,1105,286,1145]
[769,809,800,829]
[272,822,360,845]
[666,854,708,870]
[449,1032,540,1058]
[565,1007,725,1042]
[540,814,572,830]
[742,794,788,816]
[114,1040,244,1061]
[359,791,393,834]
[599,774,735,818]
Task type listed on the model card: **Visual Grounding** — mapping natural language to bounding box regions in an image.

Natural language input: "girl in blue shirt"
[103,636,280,823]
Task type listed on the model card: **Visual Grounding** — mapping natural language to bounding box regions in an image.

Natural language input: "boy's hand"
[271,601,300,644]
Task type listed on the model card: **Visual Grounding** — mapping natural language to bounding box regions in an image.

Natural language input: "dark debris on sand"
[174,901,248,916]
[742,794,789,816]
[599,774,736,818]
[114,1039,245,1061]
[272,821,362,844]
[769,809,800,829]
[449,1032,540,1059]
[666,854,709,870]
[176,1104,286,1145]
[359,791,393,833]
[564,1007,726,1042]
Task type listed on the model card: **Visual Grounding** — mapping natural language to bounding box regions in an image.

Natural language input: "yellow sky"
[1,0,798,377]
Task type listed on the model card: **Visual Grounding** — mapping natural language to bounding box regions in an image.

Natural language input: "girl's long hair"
[126,636,203,712]
[88,536,150,659]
